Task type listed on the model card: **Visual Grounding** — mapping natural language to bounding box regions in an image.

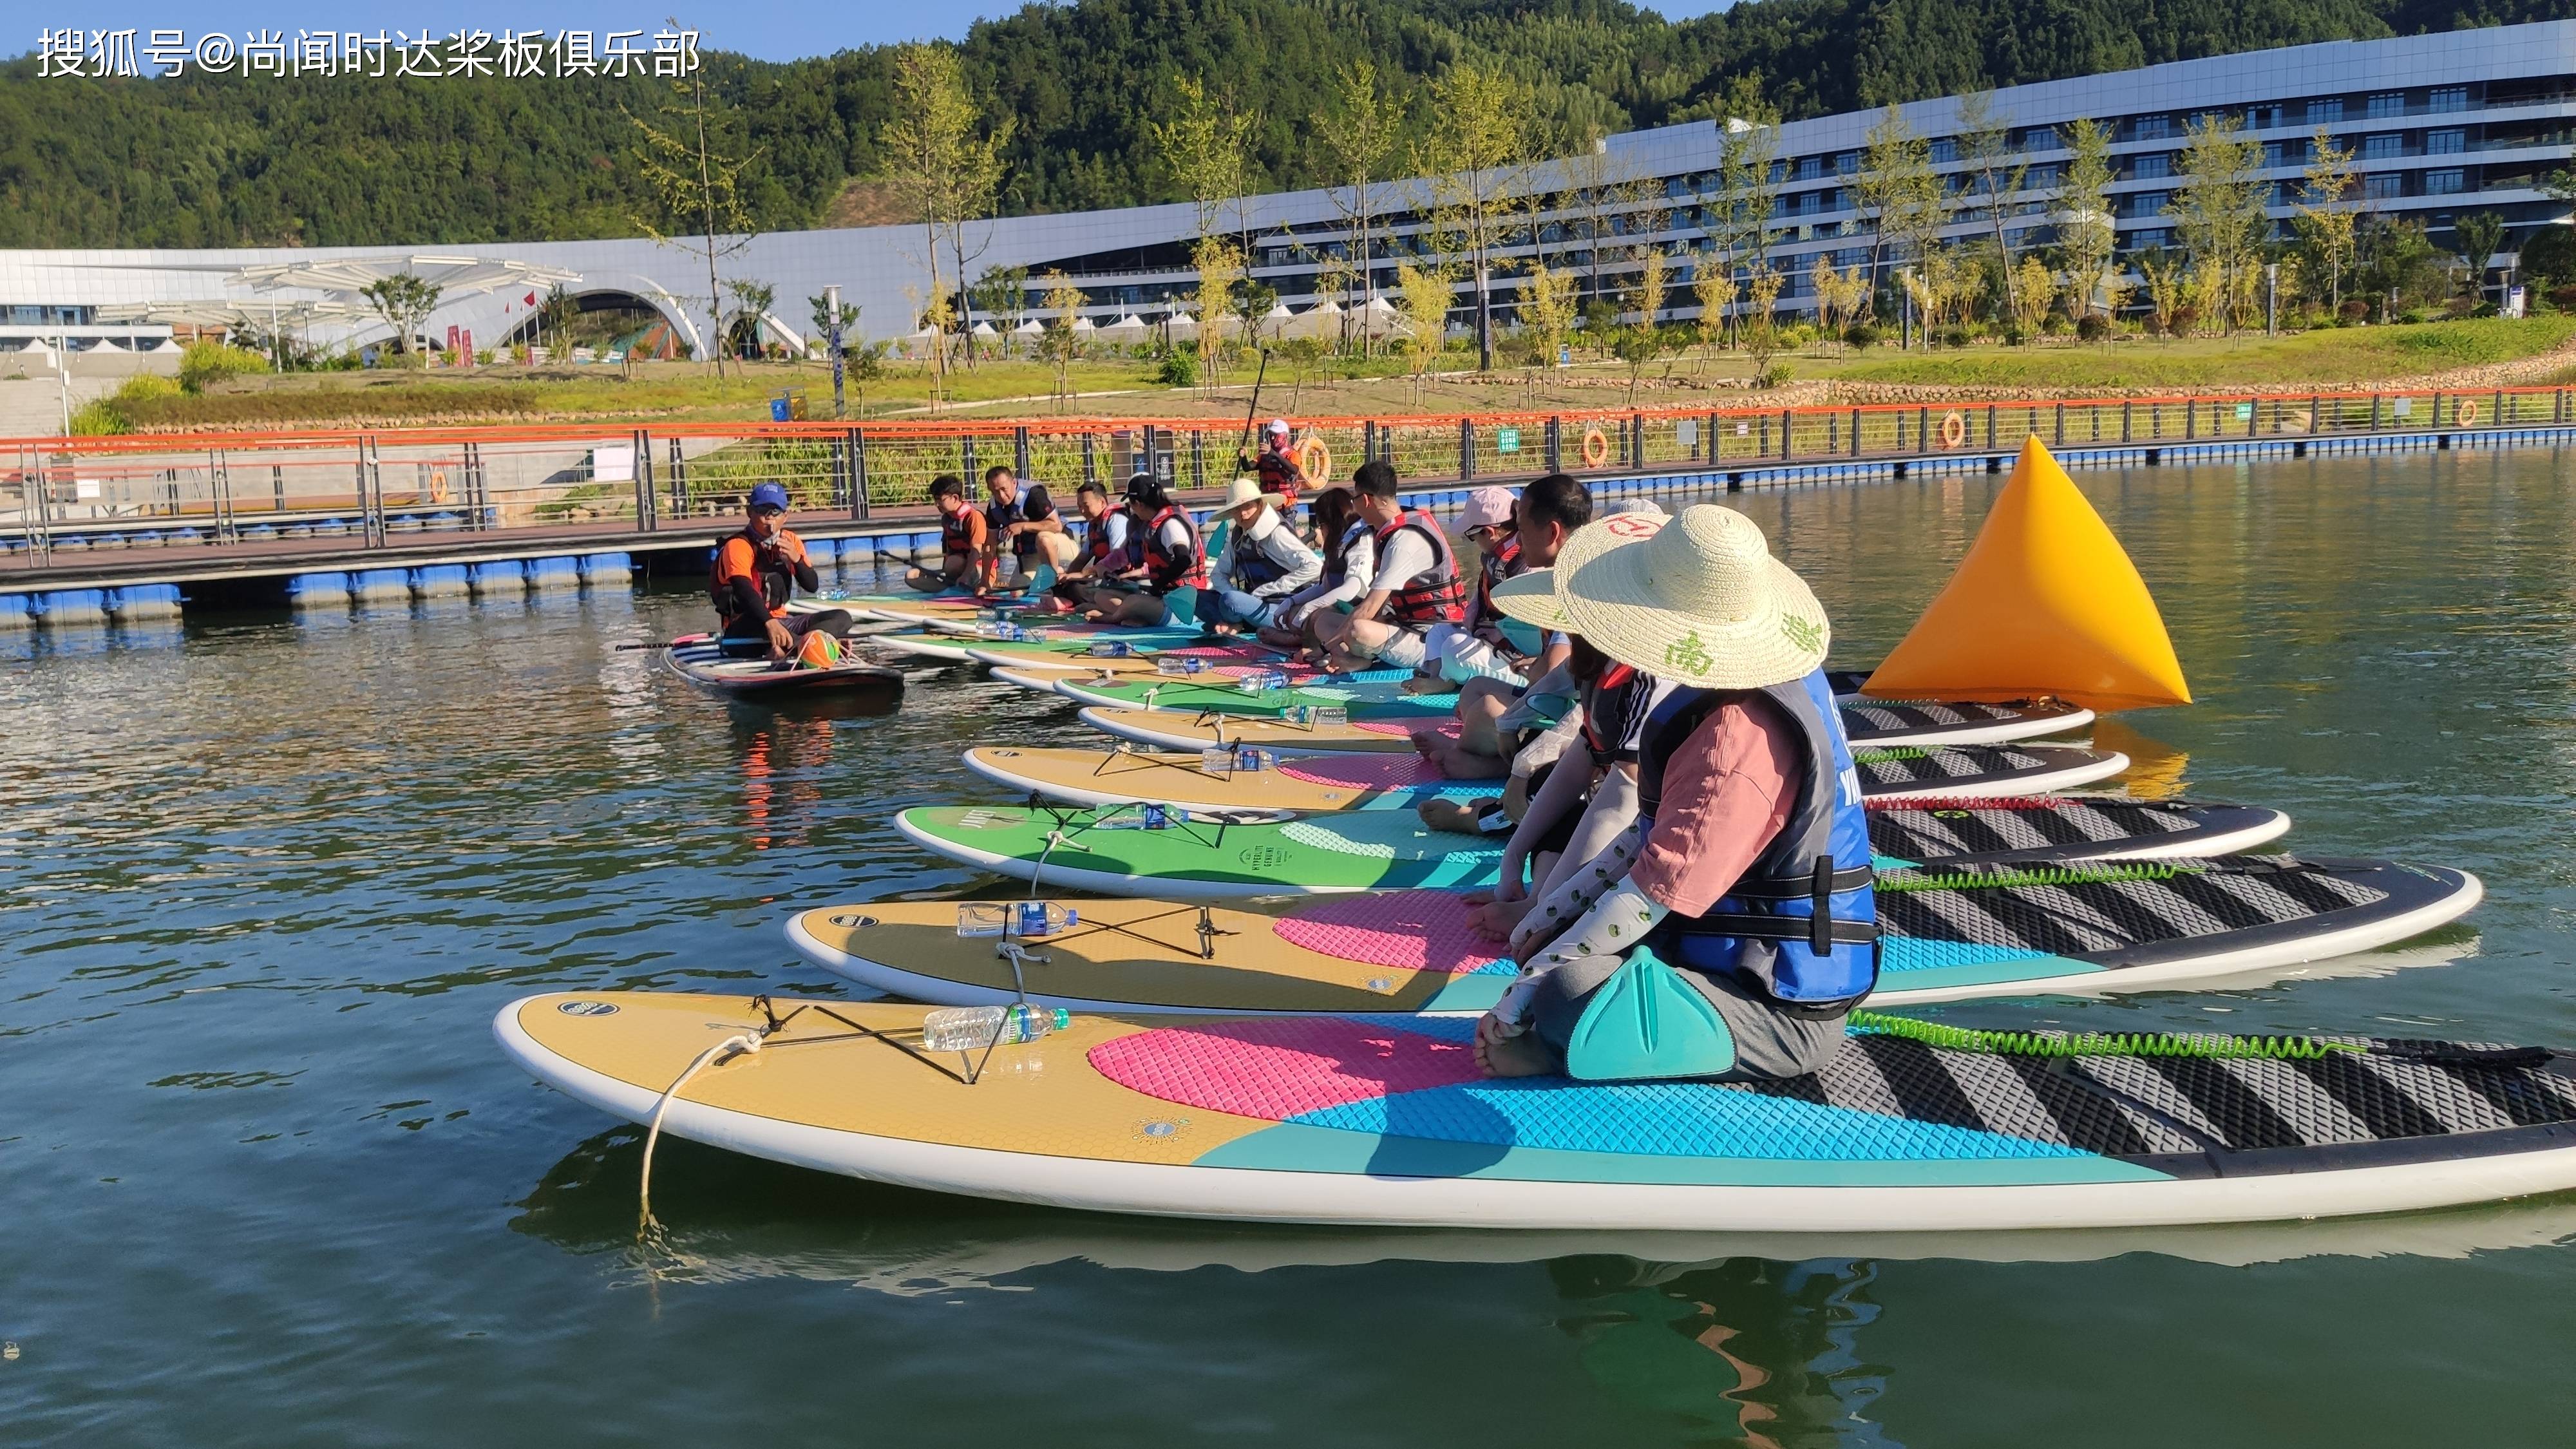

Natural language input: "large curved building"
[3,22,2568,360]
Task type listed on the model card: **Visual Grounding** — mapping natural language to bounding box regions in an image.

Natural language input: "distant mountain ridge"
[0,0,2561,249]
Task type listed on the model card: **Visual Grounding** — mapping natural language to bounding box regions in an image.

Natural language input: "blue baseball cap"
[748,482,791,513]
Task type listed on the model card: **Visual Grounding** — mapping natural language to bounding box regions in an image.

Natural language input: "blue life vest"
[1634,667,1879,1005]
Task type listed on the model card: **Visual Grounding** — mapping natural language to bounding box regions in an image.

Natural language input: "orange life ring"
[1580,426,1610,468]
[1296,433,1331,484]
[1938,410,1968,450]
[2456,398,2481,427]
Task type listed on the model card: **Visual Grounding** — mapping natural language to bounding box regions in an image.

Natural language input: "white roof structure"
[92,298,372,328]
[969,320,999,336]
[1013,317,1045,335]
[231,254,580,300]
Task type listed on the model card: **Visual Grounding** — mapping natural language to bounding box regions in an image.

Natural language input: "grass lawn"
[90,316,2576,433]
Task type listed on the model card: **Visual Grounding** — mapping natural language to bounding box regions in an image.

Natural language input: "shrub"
[2075,314,2110,342]
[2040,312,2070,337]
[1937,326,1972,349]
[178,339,270,394]
[1154,352,1197,387]
[67,399,127,435]
[2400,309,2429,325]
[2166,305,2199,336]
[2338,300,2371,325]
[2002,326,2031,346]
[1752,361,1794,388]
[1842,323,1880,349]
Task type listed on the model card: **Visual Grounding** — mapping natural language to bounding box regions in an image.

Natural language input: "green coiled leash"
[1847,1010,2362,1060]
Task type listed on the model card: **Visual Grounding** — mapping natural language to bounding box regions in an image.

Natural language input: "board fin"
[1864,438,2190,712]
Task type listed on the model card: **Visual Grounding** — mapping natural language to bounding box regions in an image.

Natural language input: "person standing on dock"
[712,482,855,659]
[1253,419,1308,515]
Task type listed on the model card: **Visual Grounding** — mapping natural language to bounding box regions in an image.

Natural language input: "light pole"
[824,284,846,419]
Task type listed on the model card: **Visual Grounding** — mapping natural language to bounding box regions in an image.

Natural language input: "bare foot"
[1475,1030,1557,1078]
[1416,798,1482,833]
[1466,896,1536,941]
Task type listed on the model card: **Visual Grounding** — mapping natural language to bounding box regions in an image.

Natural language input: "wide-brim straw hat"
[1554,506,1830,689]
[1221,477,1271,510]
[1490,566,1571,632]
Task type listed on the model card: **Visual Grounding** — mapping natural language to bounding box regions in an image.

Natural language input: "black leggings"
[719,607,853,658]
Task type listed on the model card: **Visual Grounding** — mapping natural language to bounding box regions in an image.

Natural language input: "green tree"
[2054,117,2118,321]
[880,42,1007,402]
[1710,77,1782,278]
[2292,128,2360,314]
[1153,75,1252,247]
[1036,270,1087,408]
[628,70,764,378]
[1314,59,1403,352]
[1421,62,1532,372]
[2450,211,2506,303]
[1857,104,1945,343]
[1955,91,2031,316]
[2168,113,2268,332]
[358,272,441,358]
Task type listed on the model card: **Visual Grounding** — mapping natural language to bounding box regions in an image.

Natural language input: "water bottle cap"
[1051,1008,1072,1028]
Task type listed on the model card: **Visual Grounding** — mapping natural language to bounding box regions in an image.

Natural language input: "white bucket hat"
[1221,477,1272,511]
[1553,506,1830,689]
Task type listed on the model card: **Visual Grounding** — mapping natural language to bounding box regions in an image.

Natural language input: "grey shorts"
[1524,951,1847,1083]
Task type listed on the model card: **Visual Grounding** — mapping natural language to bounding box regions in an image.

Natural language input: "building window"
[2424,169,2467,195]
[2130,190,2168,218]
[2309,97,2344,124]
[2365,173,2403,200]
[2429,86,2468,113]
[2025,164,2059,190]
[1928,138,1957,164]
[2367,91,2405,119]
[1835,151,1860,176]
[2128,227,2171,248]
[2427,129,2465,155]
[2132,115,2173,140]
[1796,156,1824,180]
[2363,133,2403,160]
[2261,142,2287,169]
[2247,104,2285,129]
[2130,153,2172,180]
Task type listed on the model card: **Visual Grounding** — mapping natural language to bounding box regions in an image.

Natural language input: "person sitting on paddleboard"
[1411,475,1596,781]
[1473,505,1877,1086]
[981,464,1074,589]
[1253,418,1307,516]
[1258,484,1368,652]
[712,481,855,660]
[1084,474,1208,627]
[1308,459,1466,672]
[1197,477,1321,632]
[907,475,990,593]
[1051,480,1134,607]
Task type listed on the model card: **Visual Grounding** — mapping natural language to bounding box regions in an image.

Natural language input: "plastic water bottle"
[1089,640,1137,658]
[1155,655,1209,676]
[921,1003,1072,1052]
[1202,746,1274,773]
[1280,705,1347,728]
[1236,667,1290,695]
[1012,900,1078,936]
[1099,802,1173,829]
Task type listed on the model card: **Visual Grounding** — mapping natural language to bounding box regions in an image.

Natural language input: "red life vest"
[938,505,979,558]
[1141,505,1208,592]
[1084,511,1130,571]
[1374,507,1466,626]
[1470,531,1522,645]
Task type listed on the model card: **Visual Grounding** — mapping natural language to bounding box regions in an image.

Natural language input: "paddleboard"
[1016,667,1457,720]
[894,797,2295,898]
[790,858,2482,1014]
[1076,698,2096,757]
[963,640,1299,676]
[497,990,2576,1231]
[961,742,2133,813]
[663,636,906,698]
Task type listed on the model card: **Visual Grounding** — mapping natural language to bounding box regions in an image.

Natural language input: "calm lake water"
[5,449,2575,1446]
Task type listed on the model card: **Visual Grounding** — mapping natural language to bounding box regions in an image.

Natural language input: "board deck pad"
[499,990,2576,1228]
[894,798,2291,896]
[1076,700,2092,756]
[790,858,2481,1013]
[961,743,2132,811]
[665,638,905,696]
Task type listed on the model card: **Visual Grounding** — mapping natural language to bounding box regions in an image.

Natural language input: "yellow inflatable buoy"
[1863,437,2191,713]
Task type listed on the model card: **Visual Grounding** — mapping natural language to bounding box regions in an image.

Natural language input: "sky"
[23,1,1735,63]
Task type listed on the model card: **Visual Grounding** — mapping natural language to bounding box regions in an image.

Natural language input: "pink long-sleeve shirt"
[1627,692,1801,916]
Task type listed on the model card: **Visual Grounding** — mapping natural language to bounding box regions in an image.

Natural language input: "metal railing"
[6,381,2571,569]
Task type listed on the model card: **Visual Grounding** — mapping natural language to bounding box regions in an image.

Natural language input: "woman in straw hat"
[1472,505,1879,1084]
[1197,477,1321,631]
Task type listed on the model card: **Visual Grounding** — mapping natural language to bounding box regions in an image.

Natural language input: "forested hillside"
[0,0,2561,249]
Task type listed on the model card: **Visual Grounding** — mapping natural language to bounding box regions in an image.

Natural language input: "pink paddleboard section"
[1351,719,1461,739]
[1276,755,1448,790]
[1271,890,1506,975]
[1090,1018,1481,1121]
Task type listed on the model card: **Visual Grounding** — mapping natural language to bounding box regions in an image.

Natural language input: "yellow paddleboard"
[1866,438,2191,712]
[1079,705,1428,755]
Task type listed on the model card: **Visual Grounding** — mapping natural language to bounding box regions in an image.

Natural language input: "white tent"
[1099,314,1149,343]
[1358,294,1403,337]
[1280,302,1341,340]
[1013,318,1045,336]
[1071,316,1097,334]
[969,320,1000,337]
[1166,310,1198,340]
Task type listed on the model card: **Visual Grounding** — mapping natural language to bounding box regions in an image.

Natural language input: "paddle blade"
[1865,438,2190,712]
